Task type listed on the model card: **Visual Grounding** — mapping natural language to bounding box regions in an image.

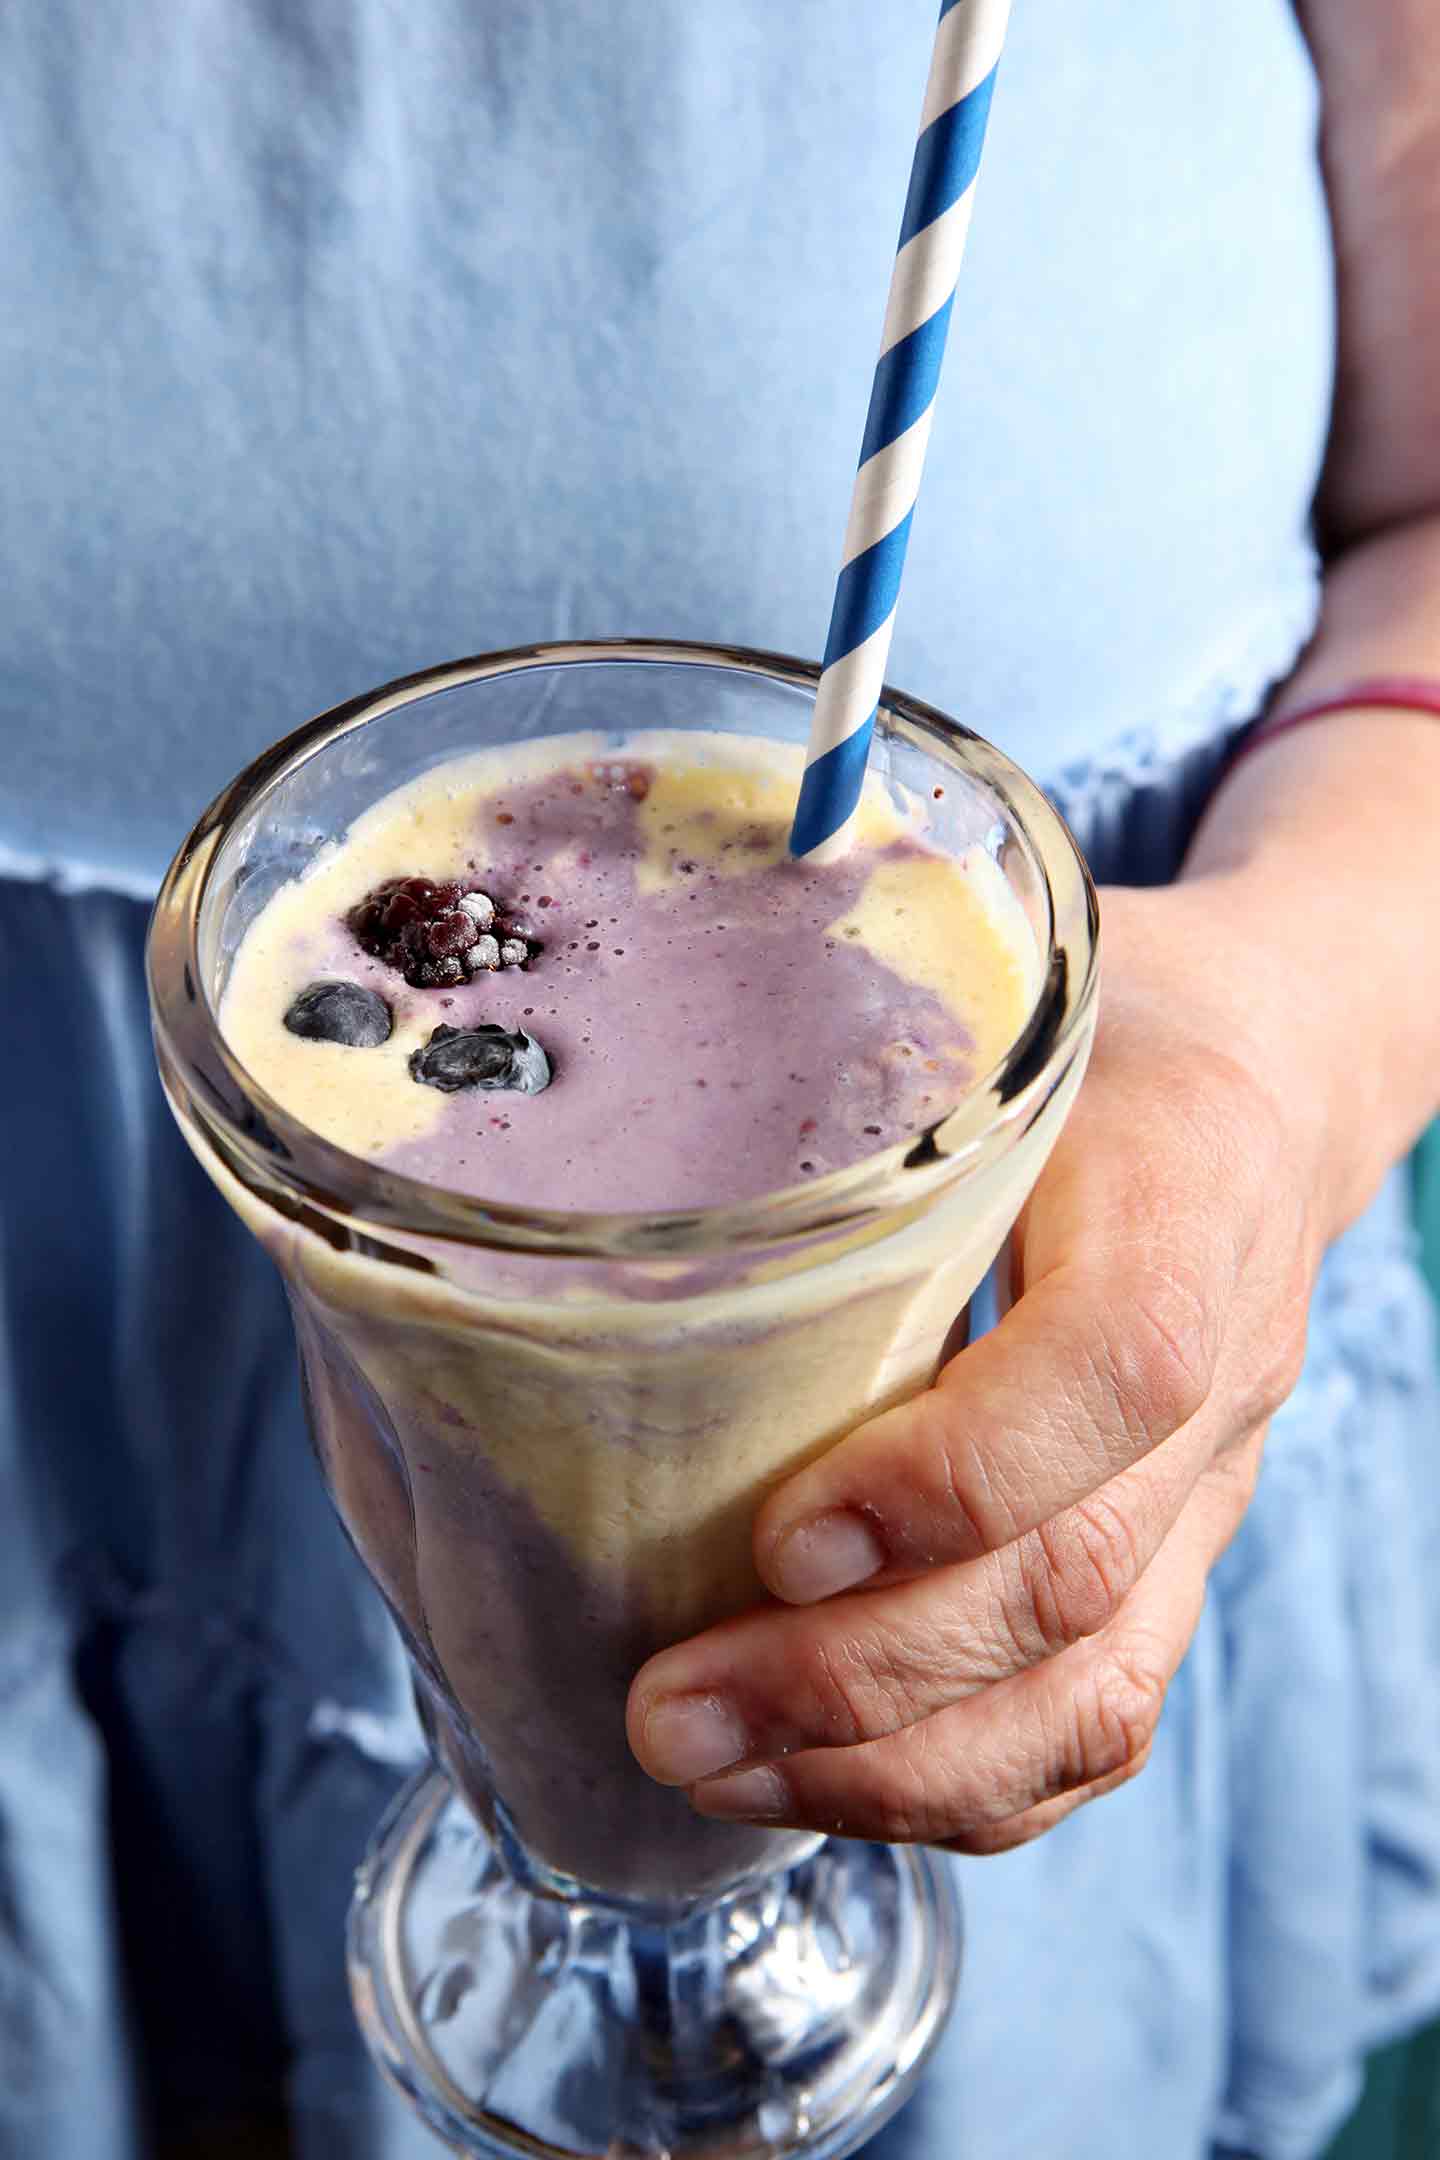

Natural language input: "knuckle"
[1074,1645,1167,1785]
[1022,1490,1144,1651]
[1103,1256,1217,1446]
[908,1390,996,1557]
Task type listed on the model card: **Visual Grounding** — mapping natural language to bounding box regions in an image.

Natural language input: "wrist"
[1228,674,1440,777]
[1181,709,1440,1240]
[1190,871,1365,1249]
[1095,879,1351,1257]
[1227,877,1365,1245]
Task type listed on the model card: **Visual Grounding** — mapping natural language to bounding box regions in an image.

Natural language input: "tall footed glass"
[147,642,1098,2160]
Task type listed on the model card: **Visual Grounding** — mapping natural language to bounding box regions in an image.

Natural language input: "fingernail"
[770,1510,885,1603]
[690,1764,791,1821]
[641,1694,749,1785]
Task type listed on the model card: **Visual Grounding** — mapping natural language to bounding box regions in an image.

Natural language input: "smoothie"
[221,732,1032,1207]
[213,730,1056,1903]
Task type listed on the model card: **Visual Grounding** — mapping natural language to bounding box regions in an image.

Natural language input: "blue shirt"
[3,8,1439,2159]
[2,0,1329,884]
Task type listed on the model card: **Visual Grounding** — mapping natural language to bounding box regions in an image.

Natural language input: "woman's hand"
[625,0,1440,1859]
[626,880,1329,1854]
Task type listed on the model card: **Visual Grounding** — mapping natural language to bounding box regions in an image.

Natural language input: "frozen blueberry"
[284,981,392,1048]
[409,1024,552,1095]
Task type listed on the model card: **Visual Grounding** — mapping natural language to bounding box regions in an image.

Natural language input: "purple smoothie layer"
[294,1297,820,1901]
[293,759,978,1211]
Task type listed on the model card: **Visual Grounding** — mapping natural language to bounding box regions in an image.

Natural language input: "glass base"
[348,1771,962,2160]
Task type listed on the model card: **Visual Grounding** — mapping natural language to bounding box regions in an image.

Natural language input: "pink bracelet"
[1230,675,1440,772]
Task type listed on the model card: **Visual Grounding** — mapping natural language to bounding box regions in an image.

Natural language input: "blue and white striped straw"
[790,0,1012,861]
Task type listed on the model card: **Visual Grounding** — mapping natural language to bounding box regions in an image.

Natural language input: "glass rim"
[147,637,1100,1261]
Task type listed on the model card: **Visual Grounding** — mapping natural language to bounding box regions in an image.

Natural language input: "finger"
[955,1435,1264,1856]
[952,1746,1158,1857]
[752,1028,1296,1609]
[753,1248,1230,1605]
[689,1451,1251,1845]
[630,1395,1225,1789]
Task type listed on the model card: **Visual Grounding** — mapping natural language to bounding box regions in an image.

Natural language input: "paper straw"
[789,0,1012,861]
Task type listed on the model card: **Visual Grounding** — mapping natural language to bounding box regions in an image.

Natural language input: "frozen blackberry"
[347,878,536,987]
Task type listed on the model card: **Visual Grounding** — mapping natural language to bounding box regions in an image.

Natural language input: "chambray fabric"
[0,0,1330,890]
[4,6,1439,2160]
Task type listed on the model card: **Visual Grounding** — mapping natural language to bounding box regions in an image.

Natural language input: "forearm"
[1180,513,1440,1240]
